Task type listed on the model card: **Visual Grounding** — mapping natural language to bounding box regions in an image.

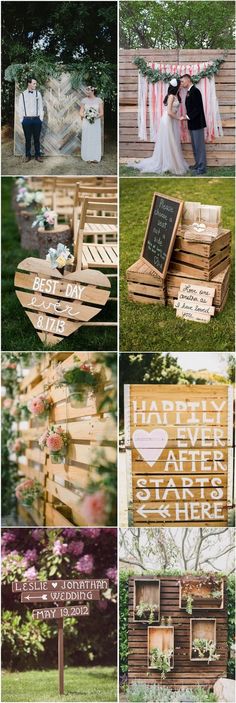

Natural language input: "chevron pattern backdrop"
[14,73,84,155]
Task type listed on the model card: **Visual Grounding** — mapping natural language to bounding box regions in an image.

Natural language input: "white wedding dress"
[81,97,103,162]
[132,99,189,175]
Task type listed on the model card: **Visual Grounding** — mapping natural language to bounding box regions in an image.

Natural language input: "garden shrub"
[126,682,218,702]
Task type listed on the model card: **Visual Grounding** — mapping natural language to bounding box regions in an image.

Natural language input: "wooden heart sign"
[14,257,111,346]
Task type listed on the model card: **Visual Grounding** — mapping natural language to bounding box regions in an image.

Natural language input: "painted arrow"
[23,594,48,601]
[136,504,170,519]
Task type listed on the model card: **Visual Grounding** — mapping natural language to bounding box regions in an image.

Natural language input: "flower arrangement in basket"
[39,425,69,463]
[32,208,57,231]
[10,438,26,456]
[149,647,173,678]
[192,638,219,663]
[28,393,52,420]
[15,478,43,508]
[46,242,74,273]
[180,574,222,614]
[84,105,99,124]
[56,358,103,407]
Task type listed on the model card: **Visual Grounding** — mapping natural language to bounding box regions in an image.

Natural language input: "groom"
[180,74,207,175]
[18,76,44,162]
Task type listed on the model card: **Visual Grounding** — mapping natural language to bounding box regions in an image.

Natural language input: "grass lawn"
[1,666,117,702]
[120,164,235,178]
[120,177,235,351]
[1,178,117,351]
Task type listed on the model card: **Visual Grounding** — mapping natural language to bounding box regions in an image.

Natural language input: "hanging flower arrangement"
[133,56,225,84]
[32,208,57,231]
[10,438,26,456]
[56,359,103,407]
[27,394,52,419]
[39,425,69,463]
[46,243,74,272]
[15,478,43,507]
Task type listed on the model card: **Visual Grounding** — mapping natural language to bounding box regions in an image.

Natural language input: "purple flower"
[24,566,38,580]
[62,529,78,538]
[106,567,117,584]
[32,529,44,541]
[53,540,67,556]
[67,540,84,556]
[75,554,94,574]
[79,528,101,539]
[1,532,15,545]
[24,549,38,564]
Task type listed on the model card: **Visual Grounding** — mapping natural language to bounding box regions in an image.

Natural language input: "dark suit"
[185,85,207,173]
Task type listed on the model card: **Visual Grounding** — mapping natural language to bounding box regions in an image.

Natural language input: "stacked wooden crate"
[167,228,231,313]
[126,258,165,305]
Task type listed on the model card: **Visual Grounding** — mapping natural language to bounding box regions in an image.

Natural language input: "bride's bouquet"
[84,106,99,124]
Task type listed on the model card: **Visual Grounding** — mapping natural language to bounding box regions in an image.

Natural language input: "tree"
[119,527,235,574]
[120,1,235,49]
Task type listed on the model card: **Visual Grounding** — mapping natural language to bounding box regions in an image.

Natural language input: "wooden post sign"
[12,577,109,694]
[125,384,234,527]
[14,258,111,347]
[141,193,183,279]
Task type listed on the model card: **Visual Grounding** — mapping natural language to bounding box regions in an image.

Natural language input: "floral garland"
[133,56,225,84]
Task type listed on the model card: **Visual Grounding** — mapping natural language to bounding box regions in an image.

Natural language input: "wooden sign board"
[33,604,90,620]
[14,258,111,347]
[141,193,183,279]
[125,384,234,527]
[21,590,100,603]
[12,578,109,592]
[174,283,216,323]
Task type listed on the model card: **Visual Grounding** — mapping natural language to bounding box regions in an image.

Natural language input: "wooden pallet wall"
[120,49,235,165]
[14,73,84,156]
[16,352,116,526]
[128,576,228,688]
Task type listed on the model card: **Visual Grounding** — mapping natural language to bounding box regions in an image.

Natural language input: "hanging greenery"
[133,56,225,84]
[5,55,117,109]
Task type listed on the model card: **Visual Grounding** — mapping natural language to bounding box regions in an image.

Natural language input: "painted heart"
[192,222,206,233]
[14,257,111,347]
[51,582,58,588]
[132,428,168,467]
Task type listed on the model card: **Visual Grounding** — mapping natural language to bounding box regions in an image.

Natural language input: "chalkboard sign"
[141,193,183,278]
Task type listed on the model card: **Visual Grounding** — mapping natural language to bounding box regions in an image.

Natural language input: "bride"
[132,78,189,175]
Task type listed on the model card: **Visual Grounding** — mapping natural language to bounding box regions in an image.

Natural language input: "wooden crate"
[190,619,217,661]
[167,263,230,313]
[133,577,160,623]
[169,229,231,282]
[179,577,224,610]
[128,576,228,688]
[126,258,165,305]
[148,626,174,669]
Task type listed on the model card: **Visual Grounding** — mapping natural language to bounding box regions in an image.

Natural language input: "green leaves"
[133,56,225,84]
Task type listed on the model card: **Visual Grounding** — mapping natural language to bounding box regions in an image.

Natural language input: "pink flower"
[3,398,12,409]
[79,491,107,526]
[75,554,94,574]
[28,396,45,415]
[106,567,117,584]
[24,566,38,580]
[79,528,101,539]
[12,439,24,454]
[32,529,44,541]
[46,433,63,452]
[24,548,38,563]
[15,479,34,499]
[56,426,64,434]
[39,430,49,448]
[53,539,68,556]
[67,540,84,556]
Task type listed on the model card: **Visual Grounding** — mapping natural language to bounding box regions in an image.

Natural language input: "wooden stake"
[58,617,64,695]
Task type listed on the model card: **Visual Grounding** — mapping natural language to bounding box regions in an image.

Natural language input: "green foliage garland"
[133,56,225,84]
[5,55,117,109]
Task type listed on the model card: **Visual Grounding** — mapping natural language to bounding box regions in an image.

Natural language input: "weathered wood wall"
[119,49,235,166]
[16,352,116,526]
[128,575,228,688]
[14,73,83,156]
[125,384,234,527]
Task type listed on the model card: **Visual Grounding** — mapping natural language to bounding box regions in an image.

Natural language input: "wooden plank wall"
[119,49,235,166]
[16,352,116,526]
[14,73,83,156]
[128,576,228,688]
